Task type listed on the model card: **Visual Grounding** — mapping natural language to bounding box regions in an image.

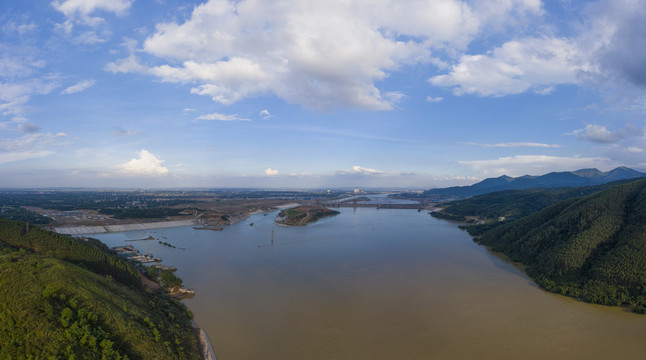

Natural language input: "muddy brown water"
[94,207,646,360]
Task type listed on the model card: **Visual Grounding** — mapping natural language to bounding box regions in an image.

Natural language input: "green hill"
[431,179,639,225]
[0,218,200,359]
[471,179,646,313]
[276,206,340,226]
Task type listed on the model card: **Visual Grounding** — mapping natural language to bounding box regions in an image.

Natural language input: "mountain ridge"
[422,166,645,199]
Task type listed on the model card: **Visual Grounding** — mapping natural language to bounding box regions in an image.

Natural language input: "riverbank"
[192,321,217,360]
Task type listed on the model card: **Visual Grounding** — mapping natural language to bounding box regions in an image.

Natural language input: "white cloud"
[426,96,444,103]
[119,149,169,176]
[2,21,37,35]
[627,146,643,153]
[337,165,385,175]
[0,132,69,164]
[0,79,59,122]
[52,0,133,44]
[259,109,272,120]
[73,31,106,44]
[264,168,278,176]
[430,37,592,96]
[459,155,612,176]
[61,79,95,94]
[568,124,643,144]
[197,112,250,121]
[52,0,133,18]
[108,0,542,110]
[429,0,646,99]
[569,124,618,143]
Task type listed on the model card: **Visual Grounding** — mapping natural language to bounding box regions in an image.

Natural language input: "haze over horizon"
[2,0,646,188]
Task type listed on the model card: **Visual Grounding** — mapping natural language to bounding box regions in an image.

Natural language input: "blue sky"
[1,0,646,188]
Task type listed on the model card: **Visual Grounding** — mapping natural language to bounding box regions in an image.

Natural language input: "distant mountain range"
[423,167,646,198]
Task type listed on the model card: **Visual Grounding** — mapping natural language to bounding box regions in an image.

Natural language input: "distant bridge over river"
[321,202,423,210]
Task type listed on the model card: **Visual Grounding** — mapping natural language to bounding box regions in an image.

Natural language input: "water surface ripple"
[94,208,646,360]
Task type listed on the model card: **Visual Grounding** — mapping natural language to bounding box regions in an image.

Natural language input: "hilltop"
[418,167,645,199]
[0,218,201,359]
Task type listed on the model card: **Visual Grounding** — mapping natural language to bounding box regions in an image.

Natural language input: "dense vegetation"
[0,206,53,225]
[144,266,184,289]
[0,218,140,287]
[432,179,638,223]
[0,190,197,212]
[277,206,340,226]
[0,219,201,358]
[469,179,646,313]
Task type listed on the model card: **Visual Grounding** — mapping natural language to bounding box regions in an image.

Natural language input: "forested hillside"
[0,218,200,359]
[471,179,646,313]
[432,179,637,223]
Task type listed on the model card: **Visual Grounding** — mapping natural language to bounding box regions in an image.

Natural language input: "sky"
[1,0,646,189]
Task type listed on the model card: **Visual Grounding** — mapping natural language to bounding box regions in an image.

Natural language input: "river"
[93,207,646,360]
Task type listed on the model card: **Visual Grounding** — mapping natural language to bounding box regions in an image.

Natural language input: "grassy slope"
[473,178,646,312]
[0,219,200,359]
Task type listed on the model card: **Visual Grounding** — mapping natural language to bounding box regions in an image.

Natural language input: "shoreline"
[192,321,216,360]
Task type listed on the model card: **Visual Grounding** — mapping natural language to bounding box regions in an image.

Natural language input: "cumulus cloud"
[459,154,612,176]
[569,124,643,143]
[337,165,385,175]
[52,0,133,43]
[52,0,133,17]
[119,149,169,176]
[61,79,95,94]
[264,168,278,176]
[430,0,646,99]
[430,37,592,96]
[108,0,542,110]
[197,112,250,121]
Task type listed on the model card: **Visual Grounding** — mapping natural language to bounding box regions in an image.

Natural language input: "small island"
[275,206,340,226]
